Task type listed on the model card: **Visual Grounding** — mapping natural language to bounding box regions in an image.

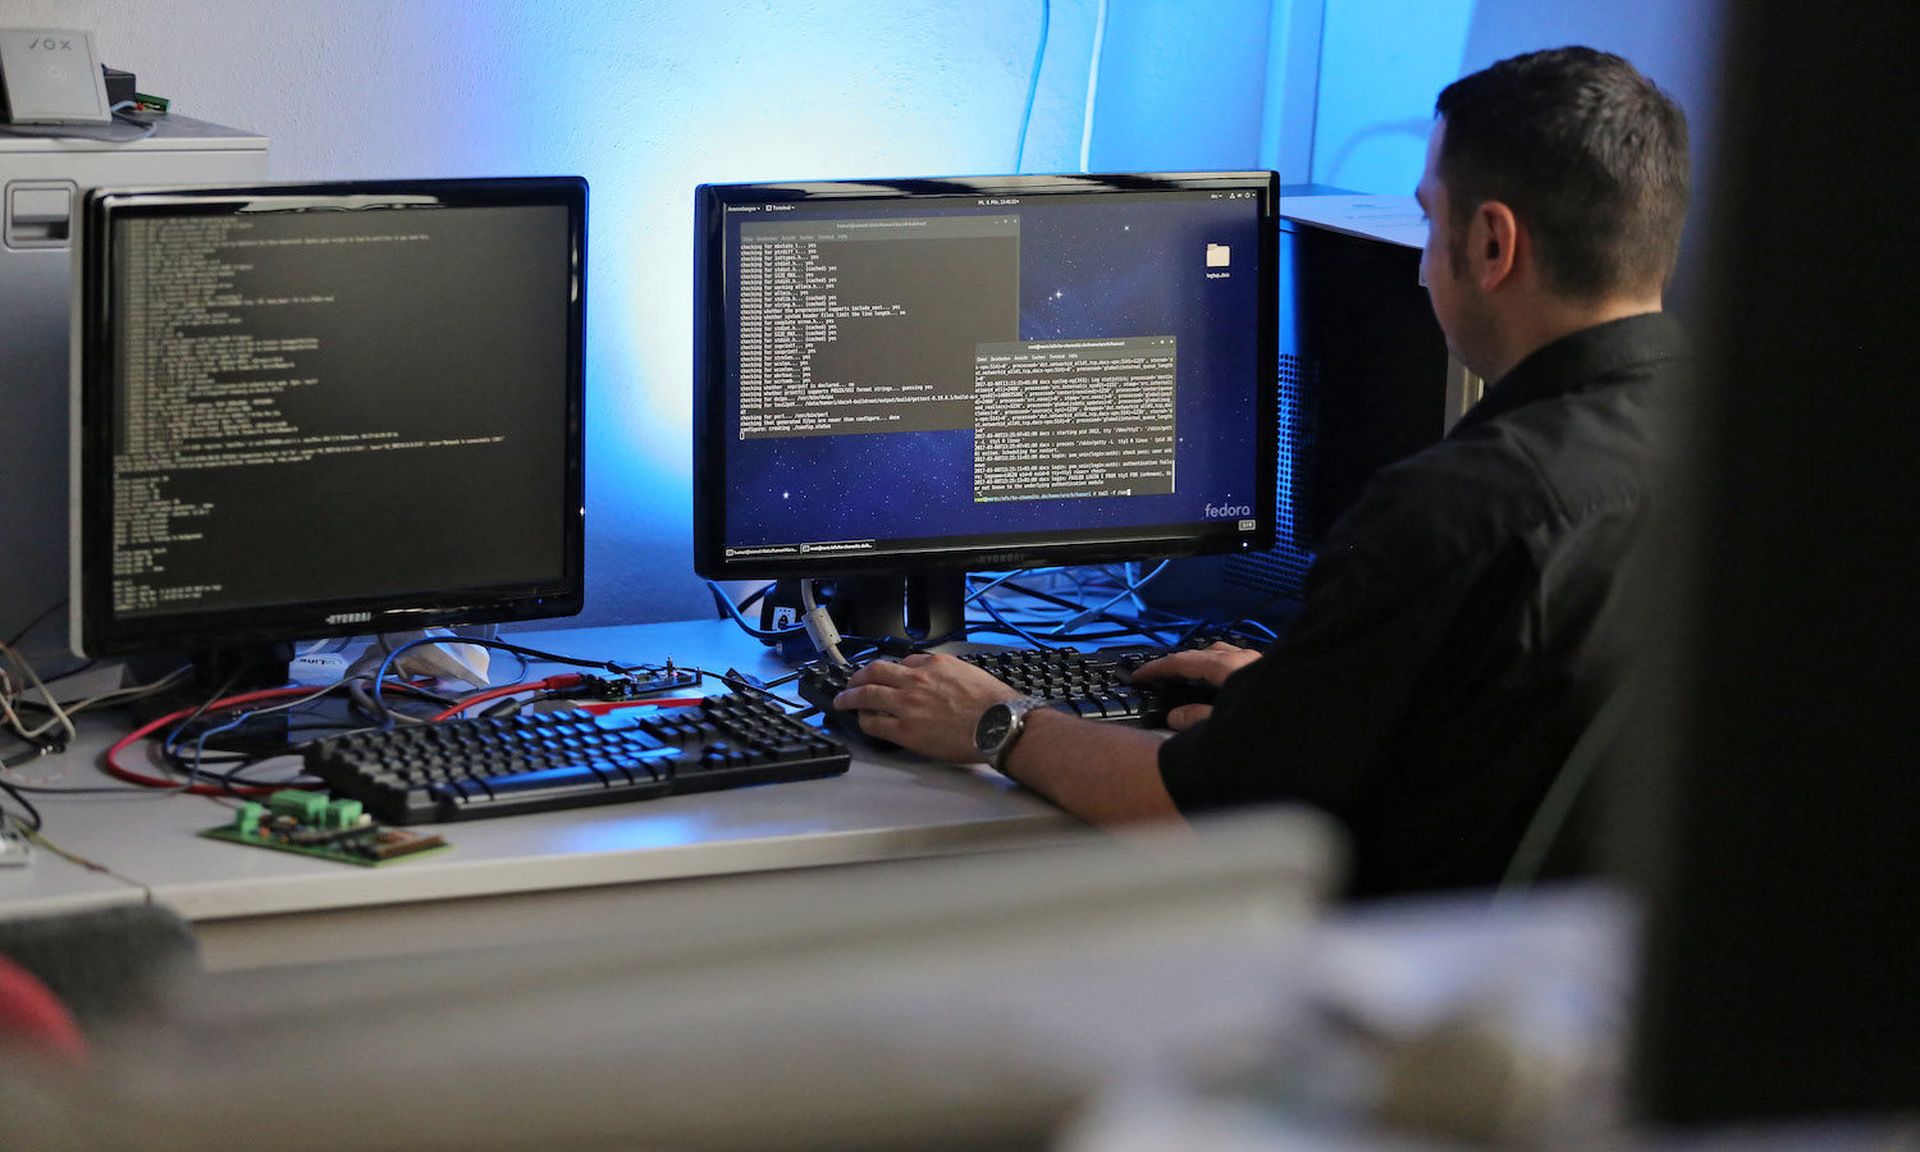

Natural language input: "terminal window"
[107,205,572,617]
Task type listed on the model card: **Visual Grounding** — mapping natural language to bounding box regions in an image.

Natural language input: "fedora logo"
[1204,502,1251,519]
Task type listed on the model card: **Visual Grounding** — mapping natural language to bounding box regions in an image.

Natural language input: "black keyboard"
[796,645,1220,736]
[305,693,849,825]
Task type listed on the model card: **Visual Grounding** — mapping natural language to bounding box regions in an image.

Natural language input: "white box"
[0,115,267,659]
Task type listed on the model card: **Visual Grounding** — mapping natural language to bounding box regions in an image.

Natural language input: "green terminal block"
[268,789,327,826]
[325,798,364,830]
[234,802,266,835]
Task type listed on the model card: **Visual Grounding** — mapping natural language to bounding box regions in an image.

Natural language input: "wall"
[2,0,1279,630]
[1307,0,1726,313]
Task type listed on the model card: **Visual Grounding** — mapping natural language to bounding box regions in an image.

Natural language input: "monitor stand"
[128,642,294,713]
[782,572,965,658]
[127,642,310,757]
[832,572,966,645]
[127,641,456,760]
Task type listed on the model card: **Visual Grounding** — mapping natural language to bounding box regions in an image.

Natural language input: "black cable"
[217,760,322,793]
[689,665,807,710]
[4,600,65,649]
[955,621,1151,645]
[480,691,554,718]
[1,778,44,831]
[1,782,171,795]
[0,724,61,758]
[707,580,807,640]
[162,676,437,786]
[369,636,655,727]
[3,743,55,770]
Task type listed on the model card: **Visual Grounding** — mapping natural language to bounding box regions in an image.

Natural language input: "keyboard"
[796,645,1221,736]
[305,693,849,825]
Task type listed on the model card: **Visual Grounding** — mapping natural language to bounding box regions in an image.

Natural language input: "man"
[834,47,1693,898]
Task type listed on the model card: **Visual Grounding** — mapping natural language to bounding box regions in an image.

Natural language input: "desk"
[0,619,1079,969]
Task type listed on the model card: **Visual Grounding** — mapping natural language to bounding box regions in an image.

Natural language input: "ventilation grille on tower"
[1222,350,1315,599]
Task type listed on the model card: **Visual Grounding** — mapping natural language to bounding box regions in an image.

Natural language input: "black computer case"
[1145,211,1479,626]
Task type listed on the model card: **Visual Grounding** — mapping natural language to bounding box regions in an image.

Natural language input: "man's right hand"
[1129,642,1262,730]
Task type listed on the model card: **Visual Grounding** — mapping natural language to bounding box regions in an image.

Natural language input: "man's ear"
[1471,200,1521,291]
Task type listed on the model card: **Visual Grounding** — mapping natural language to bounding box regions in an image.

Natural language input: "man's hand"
[832,653,1021,763]
[1128,642,1262,731]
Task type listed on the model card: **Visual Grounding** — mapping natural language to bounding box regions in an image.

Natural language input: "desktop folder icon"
[1206,243,1231,268]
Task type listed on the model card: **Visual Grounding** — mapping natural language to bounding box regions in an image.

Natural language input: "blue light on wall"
[1083,0,1275,172]
[465,1,1073,625]
[1310,0,1476,193]
[406,0,1280,628]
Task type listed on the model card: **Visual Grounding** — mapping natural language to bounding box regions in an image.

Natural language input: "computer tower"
[0,116,267,661]
[1144,201,1482,627]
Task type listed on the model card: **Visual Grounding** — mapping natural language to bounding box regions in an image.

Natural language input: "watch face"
[975,704,1015,754]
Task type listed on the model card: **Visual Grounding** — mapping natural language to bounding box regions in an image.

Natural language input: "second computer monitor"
[692,171,1278,638]
[72,177,587,669]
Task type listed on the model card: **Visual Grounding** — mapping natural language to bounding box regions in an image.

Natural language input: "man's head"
[1416,48,1690,378]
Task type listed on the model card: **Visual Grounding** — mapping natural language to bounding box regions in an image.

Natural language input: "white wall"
[0,0,1280,627]
[1308,0,1726,314]
[0,0,1072,627]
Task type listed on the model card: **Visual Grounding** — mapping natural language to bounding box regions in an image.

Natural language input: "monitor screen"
[692,172,1278,617]
[71,178,587,661]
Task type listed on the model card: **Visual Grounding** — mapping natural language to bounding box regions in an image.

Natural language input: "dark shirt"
[1158,313,1692,899]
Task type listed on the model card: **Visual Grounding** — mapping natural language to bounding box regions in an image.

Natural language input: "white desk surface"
[0,620,1078,947]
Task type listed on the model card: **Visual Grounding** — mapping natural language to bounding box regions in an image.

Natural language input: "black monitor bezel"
[73,176,589,658]
[691,170,1280,582]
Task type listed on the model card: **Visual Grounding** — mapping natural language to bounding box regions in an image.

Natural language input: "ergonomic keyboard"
[795,644,1222,736]
[304,693,849,825]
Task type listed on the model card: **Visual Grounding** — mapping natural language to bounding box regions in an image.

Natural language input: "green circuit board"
[200,791,449,868]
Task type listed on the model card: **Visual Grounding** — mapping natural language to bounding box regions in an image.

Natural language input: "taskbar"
[717,519,1263,568]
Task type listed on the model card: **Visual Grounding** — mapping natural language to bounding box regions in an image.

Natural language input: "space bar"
[439,764,670,802]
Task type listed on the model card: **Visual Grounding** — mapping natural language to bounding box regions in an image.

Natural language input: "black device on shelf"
[71,177,588,687]
[305,694,849,825]
[692,171,1279,643]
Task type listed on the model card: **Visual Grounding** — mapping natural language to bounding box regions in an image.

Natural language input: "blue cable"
[370,636,650,729]
[1047,559,1171,635]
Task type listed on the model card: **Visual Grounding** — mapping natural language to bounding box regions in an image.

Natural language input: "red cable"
[429,673,585,722]
[104,678,439,795]
[577,698,705,715]
[103,684,326,796]
[105,677,714,796]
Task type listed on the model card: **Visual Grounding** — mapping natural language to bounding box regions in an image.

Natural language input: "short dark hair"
[1435,47,1689,300]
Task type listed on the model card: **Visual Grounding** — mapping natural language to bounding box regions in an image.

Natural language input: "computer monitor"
[692,171,1278,641]
[71,177,587,683]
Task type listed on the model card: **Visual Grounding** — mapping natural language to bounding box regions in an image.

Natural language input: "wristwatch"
[974,696,1051,773]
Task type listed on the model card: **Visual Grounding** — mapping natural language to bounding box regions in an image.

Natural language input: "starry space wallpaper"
[711,187,1266,557]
